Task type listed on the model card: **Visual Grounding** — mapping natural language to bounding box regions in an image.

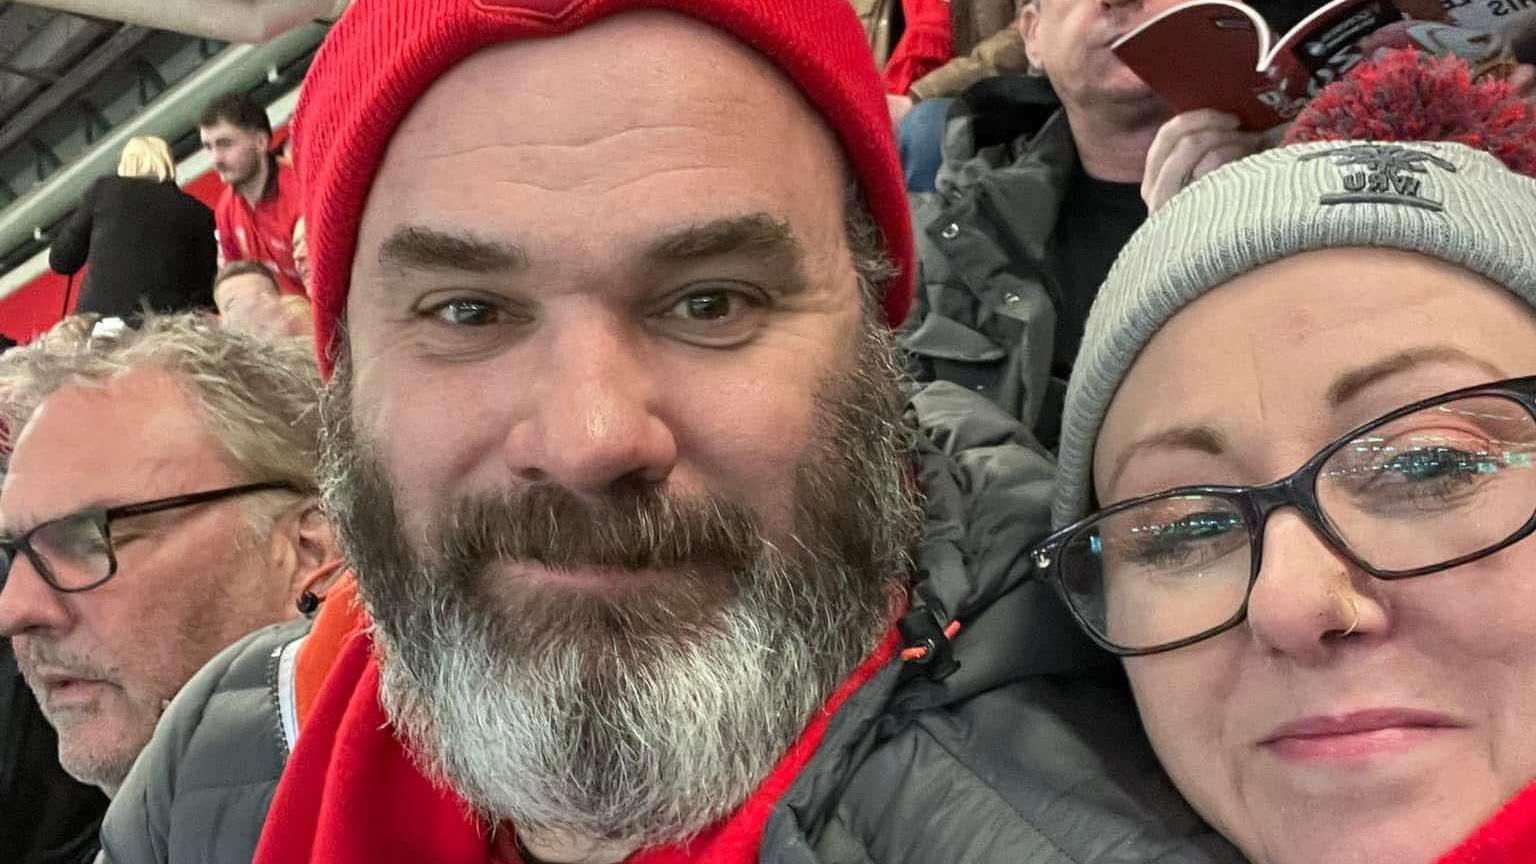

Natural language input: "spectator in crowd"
[291,215,311,286]
[98,2,1239,864]
[883,0,1032,192]
[901,0,1265,450]
[214,261,313,340]
[198,93,309,299]
[852,0,902,72]
[47,137,217,322]
[857,0,1022,91]
[0,314,337,827]
[0,320,108,864]
[884,0,1028,100]
[2,639,106,864]
[1037,54,1536,864]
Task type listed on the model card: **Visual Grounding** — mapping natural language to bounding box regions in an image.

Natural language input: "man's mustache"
[16,639,117,687]
[436,482,767,575]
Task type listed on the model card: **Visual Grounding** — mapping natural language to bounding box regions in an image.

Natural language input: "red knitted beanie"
[294,0,914,376]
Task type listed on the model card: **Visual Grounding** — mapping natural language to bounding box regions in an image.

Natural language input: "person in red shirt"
[198,93,309,300]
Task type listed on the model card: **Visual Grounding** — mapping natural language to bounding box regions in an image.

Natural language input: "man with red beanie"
[94,2,1242,863]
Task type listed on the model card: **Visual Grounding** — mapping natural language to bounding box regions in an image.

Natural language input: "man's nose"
[500,319,679,496]
[0,554,72,639]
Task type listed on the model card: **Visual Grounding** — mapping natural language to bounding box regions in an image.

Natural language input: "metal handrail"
[0,21,326,274]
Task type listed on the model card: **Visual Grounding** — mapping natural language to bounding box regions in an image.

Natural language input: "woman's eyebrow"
[1326,346,1506,408]
[1105,424,1228,492]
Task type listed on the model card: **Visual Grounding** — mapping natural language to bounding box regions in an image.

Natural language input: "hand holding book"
[1140,109,1265,211]
[1108,0,1505,129]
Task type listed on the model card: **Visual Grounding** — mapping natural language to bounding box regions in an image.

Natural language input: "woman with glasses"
[1032,98,1536,862]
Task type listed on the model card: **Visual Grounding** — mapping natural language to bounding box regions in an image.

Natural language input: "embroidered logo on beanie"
[1299,143,1458,210]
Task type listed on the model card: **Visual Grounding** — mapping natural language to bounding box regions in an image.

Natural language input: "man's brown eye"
[432,300,499,326]
[653,287,766,347]
[680,292,733,320]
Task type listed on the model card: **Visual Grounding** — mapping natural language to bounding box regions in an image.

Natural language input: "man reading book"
[902,0,1262,447]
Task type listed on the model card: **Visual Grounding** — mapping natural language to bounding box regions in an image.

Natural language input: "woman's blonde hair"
[117,136,177,183]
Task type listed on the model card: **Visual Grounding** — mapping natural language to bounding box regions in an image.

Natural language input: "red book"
[1112,0,1447,129]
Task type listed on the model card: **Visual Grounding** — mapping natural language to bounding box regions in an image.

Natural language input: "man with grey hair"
[0,312,338,815]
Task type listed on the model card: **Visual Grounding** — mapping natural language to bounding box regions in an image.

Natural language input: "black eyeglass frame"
[1031,375,1536,657]
[0,480,302,594]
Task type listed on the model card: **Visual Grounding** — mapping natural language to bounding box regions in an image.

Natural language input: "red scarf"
[253,625,900,864]
[1436,781,1536,864]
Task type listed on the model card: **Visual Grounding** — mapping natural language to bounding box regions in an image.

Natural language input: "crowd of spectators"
[3,1,1536,864]
[43,93,314,345]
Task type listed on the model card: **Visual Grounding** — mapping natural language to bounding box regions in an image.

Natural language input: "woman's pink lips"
[1259,709,1462,761]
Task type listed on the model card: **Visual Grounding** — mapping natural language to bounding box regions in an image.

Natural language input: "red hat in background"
[294,0,914,377]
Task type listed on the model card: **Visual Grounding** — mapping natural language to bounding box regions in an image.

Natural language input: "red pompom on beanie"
[1284,48,1536,177]
[294,0,914,377]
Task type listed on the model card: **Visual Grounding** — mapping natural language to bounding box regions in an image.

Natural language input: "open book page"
[1113,0,1447,128]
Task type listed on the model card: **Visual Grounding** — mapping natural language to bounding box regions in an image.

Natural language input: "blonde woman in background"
[48,136,217,323]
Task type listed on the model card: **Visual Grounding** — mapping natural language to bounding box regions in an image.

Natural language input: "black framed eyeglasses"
[0,481,301,595]
[1031,375,1536,657]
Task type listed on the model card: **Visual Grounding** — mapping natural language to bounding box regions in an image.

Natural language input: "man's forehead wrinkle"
[405,127,745,174]
[503,122,729,152]
[385,132,750,206]
[550,164,743,197]
[398,117,728,156]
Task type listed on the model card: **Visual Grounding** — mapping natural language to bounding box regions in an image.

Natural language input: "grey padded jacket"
[100,382,1244,864]
[902,75,1075,449]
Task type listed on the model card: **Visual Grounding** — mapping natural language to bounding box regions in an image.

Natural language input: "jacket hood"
[934,73,1063,198]
[897,380,1114,714]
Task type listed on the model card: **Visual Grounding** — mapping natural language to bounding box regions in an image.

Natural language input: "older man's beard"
[15,639,142,792]
[319,319,921,849]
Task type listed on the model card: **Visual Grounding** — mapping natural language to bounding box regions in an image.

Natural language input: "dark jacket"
[773,383,1241,863]
[101,383,1240,864]
[49,176,217,319]
[1,640,108,864]
[902,75,1077,448]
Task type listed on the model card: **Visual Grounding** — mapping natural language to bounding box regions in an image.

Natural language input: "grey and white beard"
[319,320,921,850]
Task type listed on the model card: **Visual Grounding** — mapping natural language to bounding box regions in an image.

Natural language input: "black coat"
[49,176,217,319]
[0,640,107,864]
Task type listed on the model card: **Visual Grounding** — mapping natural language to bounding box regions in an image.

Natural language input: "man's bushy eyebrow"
[379,226,528,273]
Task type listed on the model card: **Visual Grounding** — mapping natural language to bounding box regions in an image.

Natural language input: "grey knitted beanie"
[1051,139,1536,528]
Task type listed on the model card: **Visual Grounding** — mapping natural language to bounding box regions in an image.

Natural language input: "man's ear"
[269,497,341,589]
[1019,2,1046,73]
[213,281,233,316]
